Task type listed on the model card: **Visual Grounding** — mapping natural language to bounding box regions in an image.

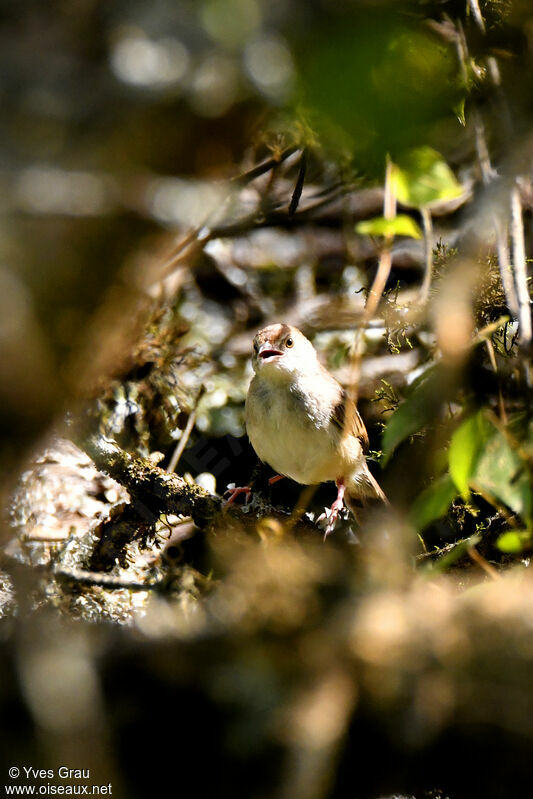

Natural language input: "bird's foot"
[224,484,252,506]
[317,498,345,538]
[317,479,346,539]
[224,474,283,507]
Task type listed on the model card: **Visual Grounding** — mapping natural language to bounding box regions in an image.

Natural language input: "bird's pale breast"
[246,373,348,485]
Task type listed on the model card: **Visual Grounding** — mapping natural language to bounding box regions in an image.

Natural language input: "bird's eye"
[285,337,294,348]
[253,341,259,353]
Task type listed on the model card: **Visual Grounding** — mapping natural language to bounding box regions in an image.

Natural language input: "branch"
[80,434,222,529]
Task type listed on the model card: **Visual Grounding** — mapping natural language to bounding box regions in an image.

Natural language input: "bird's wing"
[331,389,369,452]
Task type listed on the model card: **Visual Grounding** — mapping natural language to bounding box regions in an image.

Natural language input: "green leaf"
[472,427,532,522]
[409,472,458,532]
[356,214,422,239]
[496,531,532,554]
[454,97,466,127]
[448,411,493,499]
[448,411,533,524]
[391,146,463,208]
[381,366,445,463]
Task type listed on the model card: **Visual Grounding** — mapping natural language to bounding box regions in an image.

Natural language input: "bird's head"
[251,324,318,377]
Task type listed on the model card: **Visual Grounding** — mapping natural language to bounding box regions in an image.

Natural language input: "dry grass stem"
[511,184,532,347]
[167,386,206,473]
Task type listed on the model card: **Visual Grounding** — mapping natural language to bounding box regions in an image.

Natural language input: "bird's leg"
[224,484,253,505]
[225,474,285,505]
[319,478,346,538]
[225,458,263,505]
[224,461,284,506]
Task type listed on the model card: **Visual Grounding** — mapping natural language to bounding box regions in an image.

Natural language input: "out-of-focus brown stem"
[468,0,486,33]
[345,158,396,434]
[419,207,434,305]
[467,545,501,581]
[363,157,396,321]
[167,386,206,473]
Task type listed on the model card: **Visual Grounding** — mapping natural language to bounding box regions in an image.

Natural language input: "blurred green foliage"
[392,146,463,208]
[295,9,463,173]
[356,213,423,239]
[449,410,492,499]
[409,472,458,532]
[382,365,446,463]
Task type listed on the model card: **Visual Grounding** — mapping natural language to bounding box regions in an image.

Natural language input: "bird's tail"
[346,463,388,511]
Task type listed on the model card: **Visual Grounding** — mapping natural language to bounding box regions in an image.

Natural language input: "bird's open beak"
[257,342,283,360]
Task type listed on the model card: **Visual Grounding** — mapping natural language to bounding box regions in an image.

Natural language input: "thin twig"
[167,386,206,473]
[159,229,203,279]
[466,2,519,329]
[485,408,533,468]
[159,148,300,278]
[454,18,469,86]
[510,184,532,348]
[467,0,486,33]
[470,481,518,527]
[365,157,396,322]
[162,182,346,279]
[467,545,501,580]
[473,315,510,344]
[230,146,299,185]
[55,567,163,590]
[26,530,70,542]
[495,217,519,319]
[288,149,308,218]
[419,207,434,304]
[473,108,496,184]
[345,157,396,433]
[457,14,515,322]
[485,338,507,425]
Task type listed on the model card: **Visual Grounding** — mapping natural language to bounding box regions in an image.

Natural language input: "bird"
[228,323,387,535]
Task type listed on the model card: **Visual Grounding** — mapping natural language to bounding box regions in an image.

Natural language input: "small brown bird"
[241,323,386,534]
